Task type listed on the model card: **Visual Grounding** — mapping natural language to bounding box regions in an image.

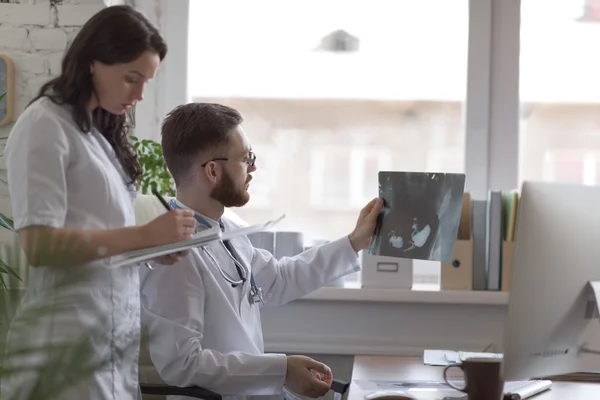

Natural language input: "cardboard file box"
[361,252,413,289]
[441,239,474,291]
[501,241,515,292]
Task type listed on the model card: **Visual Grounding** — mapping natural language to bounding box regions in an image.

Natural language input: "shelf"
[301,286,509,305]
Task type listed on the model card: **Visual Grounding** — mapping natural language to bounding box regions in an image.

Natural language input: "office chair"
[139,378,351,400]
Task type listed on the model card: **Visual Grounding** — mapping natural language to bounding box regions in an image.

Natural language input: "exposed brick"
[14,93,32,118]
[56,4,104,26]
[77,0,114,4]
[0,27,30,51]
[0,4,51,26]
[11,52,48,75]
[26,75,52,101]
[29,28,68,50]
[0,0,164,153]
[47,52,64,76]
[63,26,80,47]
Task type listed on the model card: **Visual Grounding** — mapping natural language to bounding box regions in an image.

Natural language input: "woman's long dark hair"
[30,5,167,187]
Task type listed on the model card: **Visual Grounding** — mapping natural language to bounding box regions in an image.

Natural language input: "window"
[309,146,391,210]
[519,1,600,185]
[188,0,468,284]
[580,0,600,22]
[310,147,352,209]
[245,143,279,209]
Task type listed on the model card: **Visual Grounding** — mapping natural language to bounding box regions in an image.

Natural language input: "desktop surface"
[349,356,600,400]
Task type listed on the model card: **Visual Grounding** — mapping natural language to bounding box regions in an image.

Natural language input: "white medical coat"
[140,206,360,400]
[1,97,141,400]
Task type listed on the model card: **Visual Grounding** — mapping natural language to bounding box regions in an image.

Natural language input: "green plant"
[0,92,6,103]
[131,135,175,196]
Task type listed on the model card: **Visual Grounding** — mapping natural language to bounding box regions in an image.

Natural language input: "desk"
[348,356,600,400]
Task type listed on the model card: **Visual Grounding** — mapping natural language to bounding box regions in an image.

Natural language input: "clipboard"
[106,214,285,269]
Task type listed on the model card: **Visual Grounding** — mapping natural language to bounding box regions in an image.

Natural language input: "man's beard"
[209,169,250,208]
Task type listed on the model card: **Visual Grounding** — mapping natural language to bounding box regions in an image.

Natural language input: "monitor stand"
[579,281,600,355]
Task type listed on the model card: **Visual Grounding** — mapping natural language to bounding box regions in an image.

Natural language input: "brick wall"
[0,1,125,139]
[0,0,165,138]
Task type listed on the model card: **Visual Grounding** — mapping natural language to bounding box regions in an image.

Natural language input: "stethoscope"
[166,199,264,306]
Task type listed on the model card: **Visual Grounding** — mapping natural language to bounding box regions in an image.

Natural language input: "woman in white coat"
[140,103,383,400]
[1,6,197,400]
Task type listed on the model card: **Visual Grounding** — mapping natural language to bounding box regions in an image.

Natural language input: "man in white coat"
[140,103,383,400]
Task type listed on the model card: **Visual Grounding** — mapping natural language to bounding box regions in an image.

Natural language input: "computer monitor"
[502,181,600,381]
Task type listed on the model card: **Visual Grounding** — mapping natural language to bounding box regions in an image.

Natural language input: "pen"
[147,189,171,270]
[152,188,171,211]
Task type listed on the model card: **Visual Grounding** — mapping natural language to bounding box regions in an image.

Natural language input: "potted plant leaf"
[130,136,175,196]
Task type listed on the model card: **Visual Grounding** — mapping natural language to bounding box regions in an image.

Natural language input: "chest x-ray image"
[368,171,466,262]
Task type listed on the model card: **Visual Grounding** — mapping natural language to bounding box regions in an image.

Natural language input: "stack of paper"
[107,214,285,269]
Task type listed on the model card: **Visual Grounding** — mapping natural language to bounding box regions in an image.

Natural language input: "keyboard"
[373,378,552,399]
[442,379,552,399]
[504,380,552,399]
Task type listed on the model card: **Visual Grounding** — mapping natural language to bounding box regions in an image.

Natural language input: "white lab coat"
[1,97,142,399]
[140,204,360,400]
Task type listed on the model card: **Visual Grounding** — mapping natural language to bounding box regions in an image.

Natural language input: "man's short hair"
[160,102,243,185]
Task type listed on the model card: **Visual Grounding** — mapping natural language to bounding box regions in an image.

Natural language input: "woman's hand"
[141,210,197,248]
[151,251,188,266]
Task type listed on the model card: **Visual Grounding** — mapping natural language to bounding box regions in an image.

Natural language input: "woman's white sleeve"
[5,108,70,231]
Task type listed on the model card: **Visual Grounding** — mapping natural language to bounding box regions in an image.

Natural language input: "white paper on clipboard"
[106,214,286,269]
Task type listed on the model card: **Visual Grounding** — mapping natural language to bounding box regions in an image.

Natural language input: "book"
[486,190,503,290]
[368,171,466,262]
[106,214,285,269]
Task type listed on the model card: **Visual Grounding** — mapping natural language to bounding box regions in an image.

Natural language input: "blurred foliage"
[0,200,133,399]
[131,136,175,196]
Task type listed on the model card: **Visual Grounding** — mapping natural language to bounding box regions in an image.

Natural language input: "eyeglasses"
[201,151,256,168]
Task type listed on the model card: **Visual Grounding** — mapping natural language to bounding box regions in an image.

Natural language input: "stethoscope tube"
[203,243,247,287]
[165,199,264,305]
